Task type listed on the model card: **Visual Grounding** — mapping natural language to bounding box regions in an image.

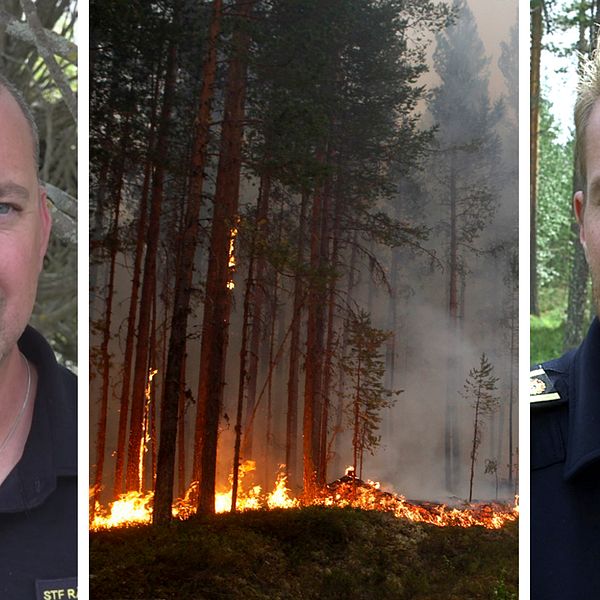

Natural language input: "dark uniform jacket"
[531,317,600,599]
[0,327,77,599]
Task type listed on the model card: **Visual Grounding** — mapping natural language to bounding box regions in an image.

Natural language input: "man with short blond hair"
[0,77,77,599]
[530,42,600,599]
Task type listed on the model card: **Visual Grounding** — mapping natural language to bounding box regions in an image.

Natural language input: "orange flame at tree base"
[90,462,517,531]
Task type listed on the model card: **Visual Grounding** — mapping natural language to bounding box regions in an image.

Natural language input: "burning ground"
[91,473,517,598]
[90,506,517,599]
[91,467,518,531]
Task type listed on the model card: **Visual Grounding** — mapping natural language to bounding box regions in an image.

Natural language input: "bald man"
[530,45,600,599]
[0,76,77,598]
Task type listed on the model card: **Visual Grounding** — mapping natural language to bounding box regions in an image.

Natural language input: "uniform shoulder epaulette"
[530,366,562,404]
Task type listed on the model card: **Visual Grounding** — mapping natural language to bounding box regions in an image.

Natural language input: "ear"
[574,190,586,249]
[37,186,52,270]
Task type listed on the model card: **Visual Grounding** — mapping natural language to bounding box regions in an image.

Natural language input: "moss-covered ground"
[90,507,517,599]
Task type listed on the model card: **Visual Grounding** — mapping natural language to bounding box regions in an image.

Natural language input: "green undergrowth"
[530,308,565,365]
[90,507,517,599]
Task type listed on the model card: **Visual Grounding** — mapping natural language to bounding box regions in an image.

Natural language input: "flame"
[90,465,517,531]
[137,367,158,491]
[267,467,300,510]
[226,221,239,290]
[91,491,154,529]
[228,226,238,269]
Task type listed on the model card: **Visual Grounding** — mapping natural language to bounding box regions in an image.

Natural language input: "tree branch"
[18,0,77,121]
[44,183,77,244]
[0,8,77,62]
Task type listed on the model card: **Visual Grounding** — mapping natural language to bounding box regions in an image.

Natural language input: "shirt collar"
[564,317,600,480]
[0,326,76,512]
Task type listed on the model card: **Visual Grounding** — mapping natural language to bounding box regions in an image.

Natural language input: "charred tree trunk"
[126,37,178,493]
[153,0,222,525]
[194,0,255,515]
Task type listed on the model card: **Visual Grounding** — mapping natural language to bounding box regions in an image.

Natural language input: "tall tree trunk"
[153,0,222,525]
[263,197,285,485]
[242,176,271,459]
[147,287,158,490]
[352,350,362,480]
[332,231,358,478]
[384,244,398,441]
[231,250,255,511]
[194,0,255,515]
[303,177,328,498]
[126,37,178,492]
[445,150,460,493]
[177,358,187,499]
[318,187,341,486]
[92,150,124,511]
[231,176,270,509]
[113,59,162,499]
[530,0,543,316]
[285,191,308,489]
[508,277,517,488]
[113,151,153,497]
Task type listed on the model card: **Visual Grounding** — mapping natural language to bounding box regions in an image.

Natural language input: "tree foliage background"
[531,0,599,364]
[0,0,78,367]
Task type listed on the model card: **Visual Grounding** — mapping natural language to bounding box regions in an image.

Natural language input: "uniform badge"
[36,577,77,600]
[530,367,561,403]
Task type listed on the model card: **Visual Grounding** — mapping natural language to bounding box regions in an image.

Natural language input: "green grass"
[90,507,517,600]
[530,308,565,365]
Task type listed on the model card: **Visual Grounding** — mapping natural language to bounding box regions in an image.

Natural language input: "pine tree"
[462,353,499,503]
[343,311,400,480]
[429,0,502,492]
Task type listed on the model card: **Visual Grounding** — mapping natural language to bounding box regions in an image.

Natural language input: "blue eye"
[0,203,14,215]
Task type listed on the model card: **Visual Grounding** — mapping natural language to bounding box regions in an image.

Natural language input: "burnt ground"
[90,506,517,599]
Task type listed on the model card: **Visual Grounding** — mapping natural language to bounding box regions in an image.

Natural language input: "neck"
[0,344,36,486]
[0,345,23,398]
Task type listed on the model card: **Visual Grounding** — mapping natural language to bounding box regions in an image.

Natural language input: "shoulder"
[18,326,77,474]
[530,350,575,408]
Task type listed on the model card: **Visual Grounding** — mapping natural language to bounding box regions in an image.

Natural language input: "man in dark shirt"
[530,45,600,599]
[0,77,77,597]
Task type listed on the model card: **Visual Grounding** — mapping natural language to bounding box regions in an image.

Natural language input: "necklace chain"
[0,352,31,455]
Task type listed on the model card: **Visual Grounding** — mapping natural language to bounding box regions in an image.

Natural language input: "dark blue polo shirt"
[531,317,600,599]
[0,327,77,599]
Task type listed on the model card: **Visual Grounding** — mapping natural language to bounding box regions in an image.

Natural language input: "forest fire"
[90,464,517,531]
[226,223,238,290]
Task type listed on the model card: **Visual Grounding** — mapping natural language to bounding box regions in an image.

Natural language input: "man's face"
[0,90,51,363]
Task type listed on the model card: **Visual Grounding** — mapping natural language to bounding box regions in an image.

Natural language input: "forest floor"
[90,506,518,599]
[531,307,566,365]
